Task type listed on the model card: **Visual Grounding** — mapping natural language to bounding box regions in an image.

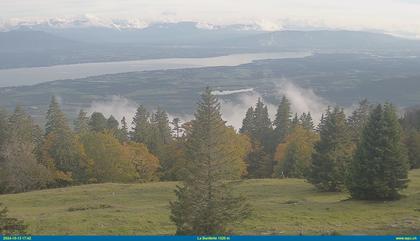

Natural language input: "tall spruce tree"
[43,97,89,185]
[273,96,292,144]
[347,104,409,200]
[73,109,89,134]
[131,105,151,143]
[291,113,299,127]
[89,112,107,132]
[348,99,371,143]
[239,107,255,135]
[148,107,172,159]
[170,87,251,235]
[153,107,172,145]
[107,115,119,131]
[300,112,314,131]
[253,98,272,142]
[45,96,69,136]
[118,117,129,143]
[171,118,182,139]
[308,107,353,191]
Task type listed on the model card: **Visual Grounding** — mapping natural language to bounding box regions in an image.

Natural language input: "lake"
[0,52,311,87]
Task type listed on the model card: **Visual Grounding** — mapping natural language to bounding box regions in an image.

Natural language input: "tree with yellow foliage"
[81,131,138,183]
[273,126,319,178]
[126,142,160,182]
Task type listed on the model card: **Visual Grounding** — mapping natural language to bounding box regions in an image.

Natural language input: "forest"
[1,87,420,235]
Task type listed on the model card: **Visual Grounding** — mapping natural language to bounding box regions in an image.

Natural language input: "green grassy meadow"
[1,169,420,235]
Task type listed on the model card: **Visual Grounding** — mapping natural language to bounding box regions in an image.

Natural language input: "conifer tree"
[171,118,182,139]
[118,117,129,143]
[45,96,69,136]
[239,107,255,135]
[253,98,272,142]
[131,105,151,143]
[347,104,409,200]
[73,109,89,134]
[308,107,353,191]
[300,112,314,131]
[291,113,299,127]
[89,112,107,132]
[152,107,172,145]
[170,87,251,235]
[273,96,292,144]
[348,99,371,143]
[42,97,89,185]
[107,115,119,131]
[246,140,272,178]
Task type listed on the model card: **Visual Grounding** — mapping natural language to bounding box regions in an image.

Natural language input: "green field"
[1,169,420,235]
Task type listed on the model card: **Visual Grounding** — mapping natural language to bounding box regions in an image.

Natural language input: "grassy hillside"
[1,169,419,235]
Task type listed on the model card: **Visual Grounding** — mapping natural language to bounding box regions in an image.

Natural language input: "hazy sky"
[1,0,420,36]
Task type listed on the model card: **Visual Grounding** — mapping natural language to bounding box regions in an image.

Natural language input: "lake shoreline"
[0,52,311,87]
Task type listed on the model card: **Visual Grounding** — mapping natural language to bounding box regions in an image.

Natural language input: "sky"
[1,0,420,36]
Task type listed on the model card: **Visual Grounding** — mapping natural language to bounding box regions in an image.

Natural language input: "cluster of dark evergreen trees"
[239,97,414,201]
[1,87,419,235]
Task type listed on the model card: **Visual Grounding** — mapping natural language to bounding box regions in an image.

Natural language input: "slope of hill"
[1,169,419,235]
[227,30,420,51]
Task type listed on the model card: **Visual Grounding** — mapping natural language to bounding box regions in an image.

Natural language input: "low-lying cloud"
[219,80,330,130]
[84,80,332,131]
[86,96,138,126]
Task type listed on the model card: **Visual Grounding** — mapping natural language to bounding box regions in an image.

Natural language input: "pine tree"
[118,117,129,143]
[8,106,34,143]
[170,87,251,235]
[45,96,69,136]
[171,118,183,139]
[131,105,151,143]
[291,113,299,127]
[347,104,409,200]
[308,107,353,192]
[239,107,255,135]
[300,112,314,131]
[107,115,119,131]
[89,112,107,132]
[348,99,371,143]
[246,140,272,178]
[273,96,292,144]
[253,98,272,142]
[153,107,172,145]
[73,109,89,133]
[42,98,89,185]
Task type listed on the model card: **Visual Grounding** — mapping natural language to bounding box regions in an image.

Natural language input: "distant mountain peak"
[0,15,286,33]
[0,15,151,31]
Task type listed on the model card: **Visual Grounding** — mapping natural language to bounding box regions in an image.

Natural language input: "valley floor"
[1,169,420,235]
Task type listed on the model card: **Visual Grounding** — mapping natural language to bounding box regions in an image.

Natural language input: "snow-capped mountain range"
[0,14,278,32]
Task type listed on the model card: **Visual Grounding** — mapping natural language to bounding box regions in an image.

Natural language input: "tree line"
[1,87,419,235]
